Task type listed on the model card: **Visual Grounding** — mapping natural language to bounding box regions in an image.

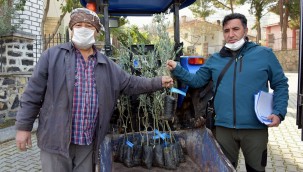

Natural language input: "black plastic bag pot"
[171,143,180,167]
[142,145,153,169]
[123,145,134,167]
[163,145,177,170]
[152,144,164,167]
[163,95,176,120]
[176,141,186,163]
[117,143,124,163]
[133,144,142,166]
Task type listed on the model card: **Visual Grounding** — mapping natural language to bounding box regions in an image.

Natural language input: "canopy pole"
[100,0,112,56]
[173,0,182,61]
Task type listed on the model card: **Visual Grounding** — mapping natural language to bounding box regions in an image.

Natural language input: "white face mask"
[72,27,95,50]
[225,37,245,51]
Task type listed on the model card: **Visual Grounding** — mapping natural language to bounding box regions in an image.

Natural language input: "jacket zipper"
[233,54,244,128]
[233,59,237,128]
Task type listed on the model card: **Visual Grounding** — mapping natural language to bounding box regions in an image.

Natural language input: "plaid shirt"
[71,49,98,145]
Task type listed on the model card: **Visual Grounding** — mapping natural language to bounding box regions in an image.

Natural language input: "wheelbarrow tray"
[99,128,235,171]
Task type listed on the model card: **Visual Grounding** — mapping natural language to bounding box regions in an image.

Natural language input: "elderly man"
[15,8,173,172]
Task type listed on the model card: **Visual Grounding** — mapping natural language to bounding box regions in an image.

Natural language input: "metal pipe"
[173,0,181,61]
[103,0,112,56]
[297,0,303,140]
[36,35,37,63]
[0,36,3,72]
[174,0,180,47]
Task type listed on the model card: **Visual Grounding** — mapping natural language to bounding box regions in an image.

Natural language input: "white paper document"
[254,91,273,125]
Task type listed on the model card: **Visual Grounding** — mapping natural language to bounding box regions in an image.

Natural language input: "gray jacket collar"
[60,42,107,64]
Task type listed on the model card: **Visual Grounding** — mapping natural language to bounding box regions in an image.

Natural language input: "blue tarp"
[80,0,196,16]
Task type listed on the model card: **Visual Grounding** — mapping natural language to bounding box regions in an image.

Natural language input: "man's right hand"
[16,130,32,151]
[166,60,177,71]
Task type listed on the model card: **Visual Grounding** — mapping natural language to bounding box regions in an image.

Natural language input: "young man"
[167,13,288,171]
[15,8,173,172]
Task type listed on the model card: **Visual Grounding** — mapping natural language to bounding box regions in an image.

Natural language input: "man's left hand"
[267,114,281,127]
[162,76,174,88]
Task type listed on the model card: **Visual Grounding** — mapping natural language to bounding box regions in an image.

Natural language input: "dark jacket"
[172,42,289,129]
[15,42,163,163]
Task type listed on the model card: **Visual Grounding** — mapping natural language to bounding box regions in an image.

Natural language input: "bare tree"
[239,0,277,44]
[270,0,300,50]
[211,0,244,13]
[281,0,289,50]
[41,0,50,43]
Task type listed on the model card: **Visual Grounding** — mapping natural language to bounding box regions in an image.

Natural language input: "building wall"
[45,0,70,35]
[265,25,298,50]
[168,17,223,57]
[12,0,44,36]
[207,30,224,55]
[11,0,44,61]
[10,0,70,60]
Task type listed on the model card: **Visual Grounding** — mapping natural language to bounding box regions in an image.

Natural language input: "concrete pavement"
[237,73,303,172]
[0,72,302,172]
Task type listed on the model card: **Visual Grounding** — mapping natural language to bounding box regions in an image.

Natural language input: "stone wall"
[0,32,36,72]
[274,49,299,72]
[0,0,44,124]
[0,72,31,123]
[0,32,36,124]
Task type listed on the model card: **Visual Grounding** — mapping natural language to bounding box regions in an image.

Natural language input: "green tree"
[110,24,151,57]
[0,0,26,36]
[118,25,150,45]
[189,0,215,20]
[287,0,300,29]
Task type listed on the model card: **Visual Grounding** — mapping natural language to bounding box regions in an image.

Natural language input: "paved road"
[0,73,302,172]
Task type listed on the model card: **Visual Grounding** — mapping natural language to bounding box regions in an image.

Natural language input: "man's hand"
[166,60,177,71]
[267,114,281,127]
[162,76,174,88]
[16,130,32,151]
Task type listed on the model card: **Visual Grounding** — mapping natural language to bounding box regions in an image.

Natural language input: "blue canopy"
[80,0,196,16]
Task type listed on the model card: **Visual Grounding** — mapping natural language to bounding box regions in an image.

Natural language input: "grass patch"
[0,119,16,129]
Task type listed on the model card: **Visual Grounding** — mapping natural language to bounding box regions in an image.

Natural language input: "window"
[187,46,195,54]
[184,33,188,39]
